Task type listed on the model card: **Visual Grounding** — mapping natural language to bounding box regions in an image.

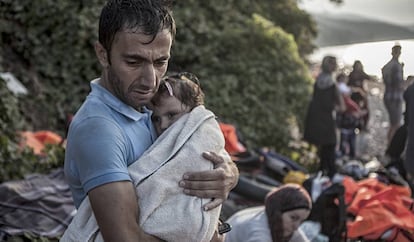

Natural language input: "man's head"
[98,0,176,60]
[392,44,402,58]
[94,0,176,110]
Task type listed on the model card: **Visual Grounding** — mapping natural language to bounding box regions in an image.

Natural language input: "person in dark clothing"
[348,60,372,90]
[384,76,414,186]
[348,60,373,130]
[382,44,405,145]
[304,56,345,178]
[403,76,414,184]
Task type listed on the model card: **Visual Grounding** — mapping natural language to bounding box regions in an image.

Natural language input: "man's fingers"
[182,169,221,181]
[202,151,225,167]
[179,179,218,190]
[182,187,225,199]
[203,198,224,211]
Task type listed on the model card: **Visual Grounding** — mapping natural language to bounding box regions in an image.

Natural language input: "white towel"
[61,106,225,242]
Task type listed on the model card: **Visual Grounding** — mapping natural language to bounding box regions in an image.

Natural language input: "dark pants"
[318,144,337,178]
[340,128,356,158]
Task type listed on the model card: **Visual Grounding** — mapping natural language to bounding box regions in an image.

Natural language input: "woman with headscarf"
[224,183,312,242]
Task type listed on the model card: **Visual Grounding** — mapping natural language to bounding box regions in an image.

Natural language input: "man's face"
[151,95,191,135]
[100,29,172,110]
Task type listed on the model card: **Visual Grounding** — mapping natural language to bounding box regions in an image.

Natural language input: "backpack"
[303,179,347,242]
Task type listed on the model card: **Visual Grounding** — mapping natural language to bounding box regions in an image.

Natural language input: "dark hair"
[392,44,401,55]
[98,0,176,58]
[265,184,312,242]
[151,72,205,109]
[336,72,347,82]
[321,55,337,73]
[352,60,363,70]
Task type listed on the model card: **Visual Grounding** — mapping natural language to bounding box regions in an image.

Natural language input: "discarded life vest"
[19,130,63,155]
[219,122,246,155]
[344,177,414,241]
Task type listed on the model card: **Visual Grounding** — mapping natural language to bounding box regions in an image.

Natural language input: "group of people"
[304,42,413,183]
[62,0,313,241]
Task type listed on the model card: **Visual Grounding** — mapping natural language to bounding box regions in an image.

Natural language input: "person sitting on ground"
[224,183,312,242]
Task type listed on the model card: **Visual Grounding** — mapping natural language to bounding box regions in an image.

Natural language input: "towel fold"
[61,106,225,242]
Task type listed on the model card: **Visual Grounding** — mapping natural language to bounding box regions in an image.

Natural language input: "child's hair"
[336,72,347,82]
[265,183,312,242]
[151,72,205,109]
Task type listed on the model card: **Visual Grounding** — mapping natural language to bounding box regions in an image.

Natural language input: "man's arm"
[88,181,161,242]
[179,151,239,211]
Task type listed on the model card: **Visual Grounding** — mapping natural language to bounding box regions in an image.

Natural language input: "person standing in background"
[348,60,373,130]
[304,56,345,178]
[382,44,405,145]
[403,76,414,189]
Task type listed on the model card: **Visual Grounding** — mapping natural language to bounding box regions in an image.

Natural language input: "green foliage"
[0,79,65,183]
[0,0,318,171]
[172,1,314,151]
[0,0,101,132]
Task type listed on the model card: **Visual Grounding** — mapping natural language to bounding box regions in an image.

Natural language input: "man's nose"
[142,64,156,88]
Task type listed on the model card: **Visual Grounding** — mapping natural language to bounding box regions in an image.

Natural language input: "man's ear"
[94,41,109,68]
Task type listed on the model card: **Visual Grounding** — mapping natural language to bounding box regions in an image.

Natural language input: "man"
[64,0,239,241]
[382,44,404,145]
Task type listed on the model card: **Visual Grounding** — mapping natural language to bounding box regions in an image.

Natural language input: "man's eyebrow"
[122,53,170,62]
[122,53,145,60]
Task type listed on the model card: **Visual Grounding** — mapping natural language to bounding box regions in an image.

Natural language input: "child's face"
[151,95,191,135]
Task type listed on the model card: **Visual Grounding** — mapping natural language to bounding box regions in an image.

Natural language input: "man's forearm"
[88,181,161,241]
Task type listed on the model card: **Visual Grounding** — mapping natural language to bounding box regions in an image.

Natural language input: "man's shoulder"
[69,99,122,139]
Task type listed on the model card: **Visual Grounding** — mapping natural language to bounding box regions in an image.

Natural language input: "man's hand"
[179,151,239,211]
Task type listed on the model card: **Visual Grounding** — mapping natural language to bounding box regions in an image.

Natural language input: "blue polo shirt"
[64,79,157,208]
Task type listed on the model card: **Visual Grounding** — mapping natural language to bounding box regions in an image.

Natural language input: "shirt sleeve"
[70,117,132,193]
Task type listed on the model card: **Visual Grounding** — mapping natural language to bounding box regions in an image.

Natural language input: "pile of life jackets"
[343,176,414,241]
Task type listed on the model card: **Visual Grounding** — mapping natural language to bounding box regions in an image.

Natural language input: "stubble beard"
[107,67,142,110]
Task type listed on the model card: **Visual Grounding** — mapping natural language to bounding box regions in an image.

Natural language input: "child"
[62,72,227,242]
[336,73,366,158]
[150,72,205,135]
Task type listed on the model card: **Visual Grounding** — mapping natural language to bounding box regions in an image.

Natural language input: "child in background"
[336,73,366,158]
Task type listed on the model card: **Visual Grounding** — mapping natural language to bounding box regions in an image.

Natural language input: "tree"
[171,1,314,150]
[0,0,317,155]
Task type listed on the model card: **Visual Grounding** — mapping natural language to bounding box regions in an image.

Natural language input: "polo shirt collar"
[90,78,152,121]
